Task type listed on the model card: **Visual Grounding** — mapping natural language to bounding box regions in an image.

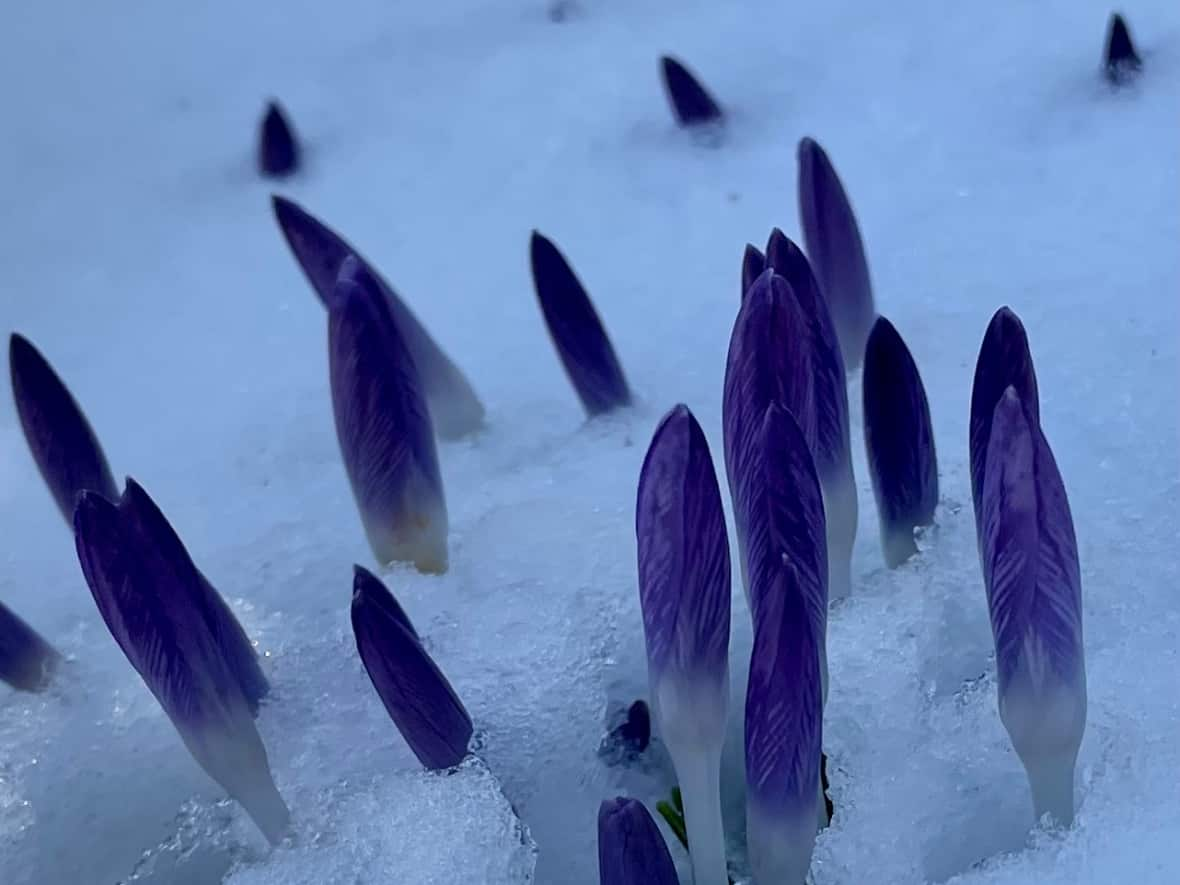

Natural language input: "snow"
[1,0,1178,883]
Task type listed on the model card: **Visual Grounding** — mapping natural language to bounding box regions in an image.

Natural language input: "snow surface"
[2,0,1178,883]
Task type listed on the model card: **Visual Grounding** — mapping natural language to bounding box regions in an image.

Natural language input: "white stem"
[821,464,857,601]
[1022,751,1077,827]
[674,745,729,885]
[747,796,818,885]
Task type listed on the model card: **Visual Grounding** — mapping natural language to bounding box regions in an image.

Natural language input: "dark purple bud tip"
[598,699,652,765]
[741,244,765,300]
[9,333,118,525]
[863,317,938,568]
[659,55,724,129]
[351,575,472,770]
[258,100,300,178]
[796,137,876,372]
[0,600,60,692]
[969,307,1039,545]
[1104,13,1142,84]
[529,231,632,417]
[597,798,679,885]
[330,262,449,573]
[352,565,418,640]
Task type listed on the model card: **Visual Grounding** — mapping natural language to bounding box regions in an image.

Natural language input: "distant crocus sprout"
[659,55,723,129]
[0,600,60,692]
[1104,13,1142,85]
[9,334,118,525]
[723,269,815,603]
[741,244,765,300]
[636,404,731,885]
[329,257,449,574]
[597,797,679,885]
[765,230,857,600]
[981,388,1086,827]
[350,566,472,770]
[529,231,632,416]
[796,137,876,372]
[862,316,938,568]
[118,479,269,713]
[73,491,290,845]
[257,100,300,178]
[744,404,826,882]
[271,195,485,439]
[969,307,1039,549]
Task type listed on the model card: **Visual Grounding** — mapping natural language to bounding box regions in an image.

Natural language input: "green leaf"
[655,798,688,851]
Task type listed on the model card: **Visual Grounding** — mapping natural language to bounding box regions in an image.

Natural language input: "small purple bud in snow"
[0,600,60,692]
[796,137,876,371]
[981,388,1086,827]
[350,568,472,770]
[723,269,816,599]
[73,491,290,844]
[271,196,485,438]
[597,798,679,885]
[1104,13,1141,84]
[765,229,857,599]
[330,257,449,573]
[9,334,118,525]
[863,317,938,568]
[969,307,1039,547]
[741,244,765,300]
[257,100,300,178]
[745,559,824,885]
[353,565,418,640]
[529,231,632,416]
[117,479,269,712]
[659,55,723,128]
[636,404,730,885]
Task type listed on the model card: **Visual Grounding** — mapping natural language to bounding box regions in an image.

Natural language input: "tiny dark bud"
[258,101,300,178]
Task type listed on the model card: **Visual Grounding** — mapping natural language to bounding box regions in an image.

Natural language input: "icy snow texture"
[1,0,1178,883]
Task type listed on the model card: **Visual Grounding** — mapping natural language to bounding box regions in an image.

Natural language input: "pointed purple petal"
[745,563,823,884]
[970,307,1039,543]
[529,231,632,416]
[118,479,269,713]
[9,334,118,525]
[863,317,938,567]
[271,196,484,439]
[351,575,472,770]
[722,269,816,594]
[659,55,723,128]
[1104,13,1141,84]
[258,100,300,178]
[0,600,60,692]
[597,798,679,885]
[742,244,765,300]
[796,137,876,371]
[635,404,731,684]
[353,565,418,641]
[981,388,1085,825]
[72,491,290,843]
[330,258,449,573]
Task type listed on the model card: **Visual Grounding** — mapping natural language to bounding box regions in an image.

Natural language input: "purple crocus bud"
[271,196,485,439]
[350,567,472,770]
[117,479,269,713]
[257,100,300,178]
[723,269,815,602]
[981,388,1086,826]
[796,137,876,371]
[741,244,765,300]
[862,317,938,567]
[529,231,632,417]
[764,230,857,600]
[73,492,290,844]
[1104,13,1141,85]
[353,565,418,640]
[597,798,680,885]
[329,257,449,573]
[659,55,723,128]
[745,561,824,885]
[0,600,60,692]
[9,334,118,525]
[969,307,1039,547]
[636,404,730,885]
